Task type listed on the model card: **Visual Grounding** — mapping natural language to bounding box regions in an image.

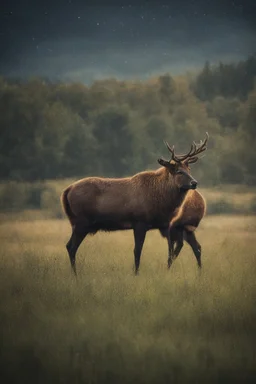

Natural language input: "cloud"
[2,15,256,83]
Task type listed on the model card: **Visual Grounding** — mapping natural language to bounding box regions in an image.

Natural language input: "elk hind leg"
[185,230,202,269]
[158,227,175,268]
[173,228,184,259]
[66,221,88,276]
[133,223,147,275]
[167,227,183,268]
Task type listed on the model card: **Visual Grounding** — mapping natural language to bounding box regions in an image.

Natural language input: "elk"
[61,133,209,275]
[159,189,206,269]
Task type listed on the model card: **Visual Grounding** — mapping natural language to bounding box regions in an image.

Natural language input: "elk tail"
[60,187,76,227]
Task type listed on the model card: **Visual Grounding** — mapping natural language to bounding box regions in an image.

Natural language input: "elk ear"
[158,158,170,167]
[158,158,176,173]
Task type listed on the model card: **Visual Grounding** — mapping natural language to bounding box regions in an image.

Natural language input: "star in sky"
[0,1,255,83]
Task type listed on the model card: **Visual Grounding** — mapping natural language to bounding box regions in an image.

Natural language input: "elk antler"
[164,141,195,163]
[164,132,209,163]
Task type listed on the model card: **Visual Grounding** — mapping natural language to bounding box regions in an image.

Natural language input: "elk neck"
[155,167,188,212]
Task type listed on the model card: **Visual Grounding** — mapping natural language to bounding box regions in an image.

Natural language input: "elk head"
[158,132,209,191]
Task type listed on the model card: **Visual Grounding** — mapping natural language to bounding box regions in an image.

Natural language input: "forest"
[0,55,256,186]
[1,56,256,384]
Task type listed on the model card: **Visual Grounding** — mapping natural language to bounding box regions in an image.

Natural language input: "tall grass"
[0,215,256,383]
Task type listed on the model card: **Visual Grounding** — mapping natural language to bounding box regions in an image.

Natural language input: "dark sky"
[1,0,256,83]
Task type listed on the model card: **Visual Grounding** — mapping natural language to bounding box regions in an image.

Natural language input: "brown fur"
[170,189,206,228]
[159,189,206,268]
[62,168,190,229]
[61,162,198,275]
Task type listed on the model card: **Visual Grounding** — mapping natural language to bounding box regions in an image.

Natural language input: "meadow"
[0,206,256,383]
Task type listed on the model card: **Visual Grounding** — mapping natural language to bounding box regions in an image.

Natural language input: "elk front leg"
[167,227,175,269]
[133,223,147,275]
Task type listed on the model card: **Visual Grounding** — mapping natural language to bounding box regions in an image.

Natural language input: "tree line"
[0,55,256,186]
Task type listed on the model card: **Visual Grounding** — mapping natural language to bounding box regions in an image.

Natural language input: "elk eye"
[176,170,182,175]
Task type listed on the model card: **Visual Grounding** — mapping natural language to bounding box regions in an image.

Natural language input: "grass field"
[0,213,256,383]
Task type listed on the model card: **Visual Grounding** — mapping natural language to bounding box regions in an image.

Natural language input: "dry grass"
[0,214,256,383]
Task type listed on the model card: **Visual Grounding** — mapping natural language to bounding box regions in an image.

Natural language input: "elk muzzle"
[190,179,198,189]
[177,169,198,191]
